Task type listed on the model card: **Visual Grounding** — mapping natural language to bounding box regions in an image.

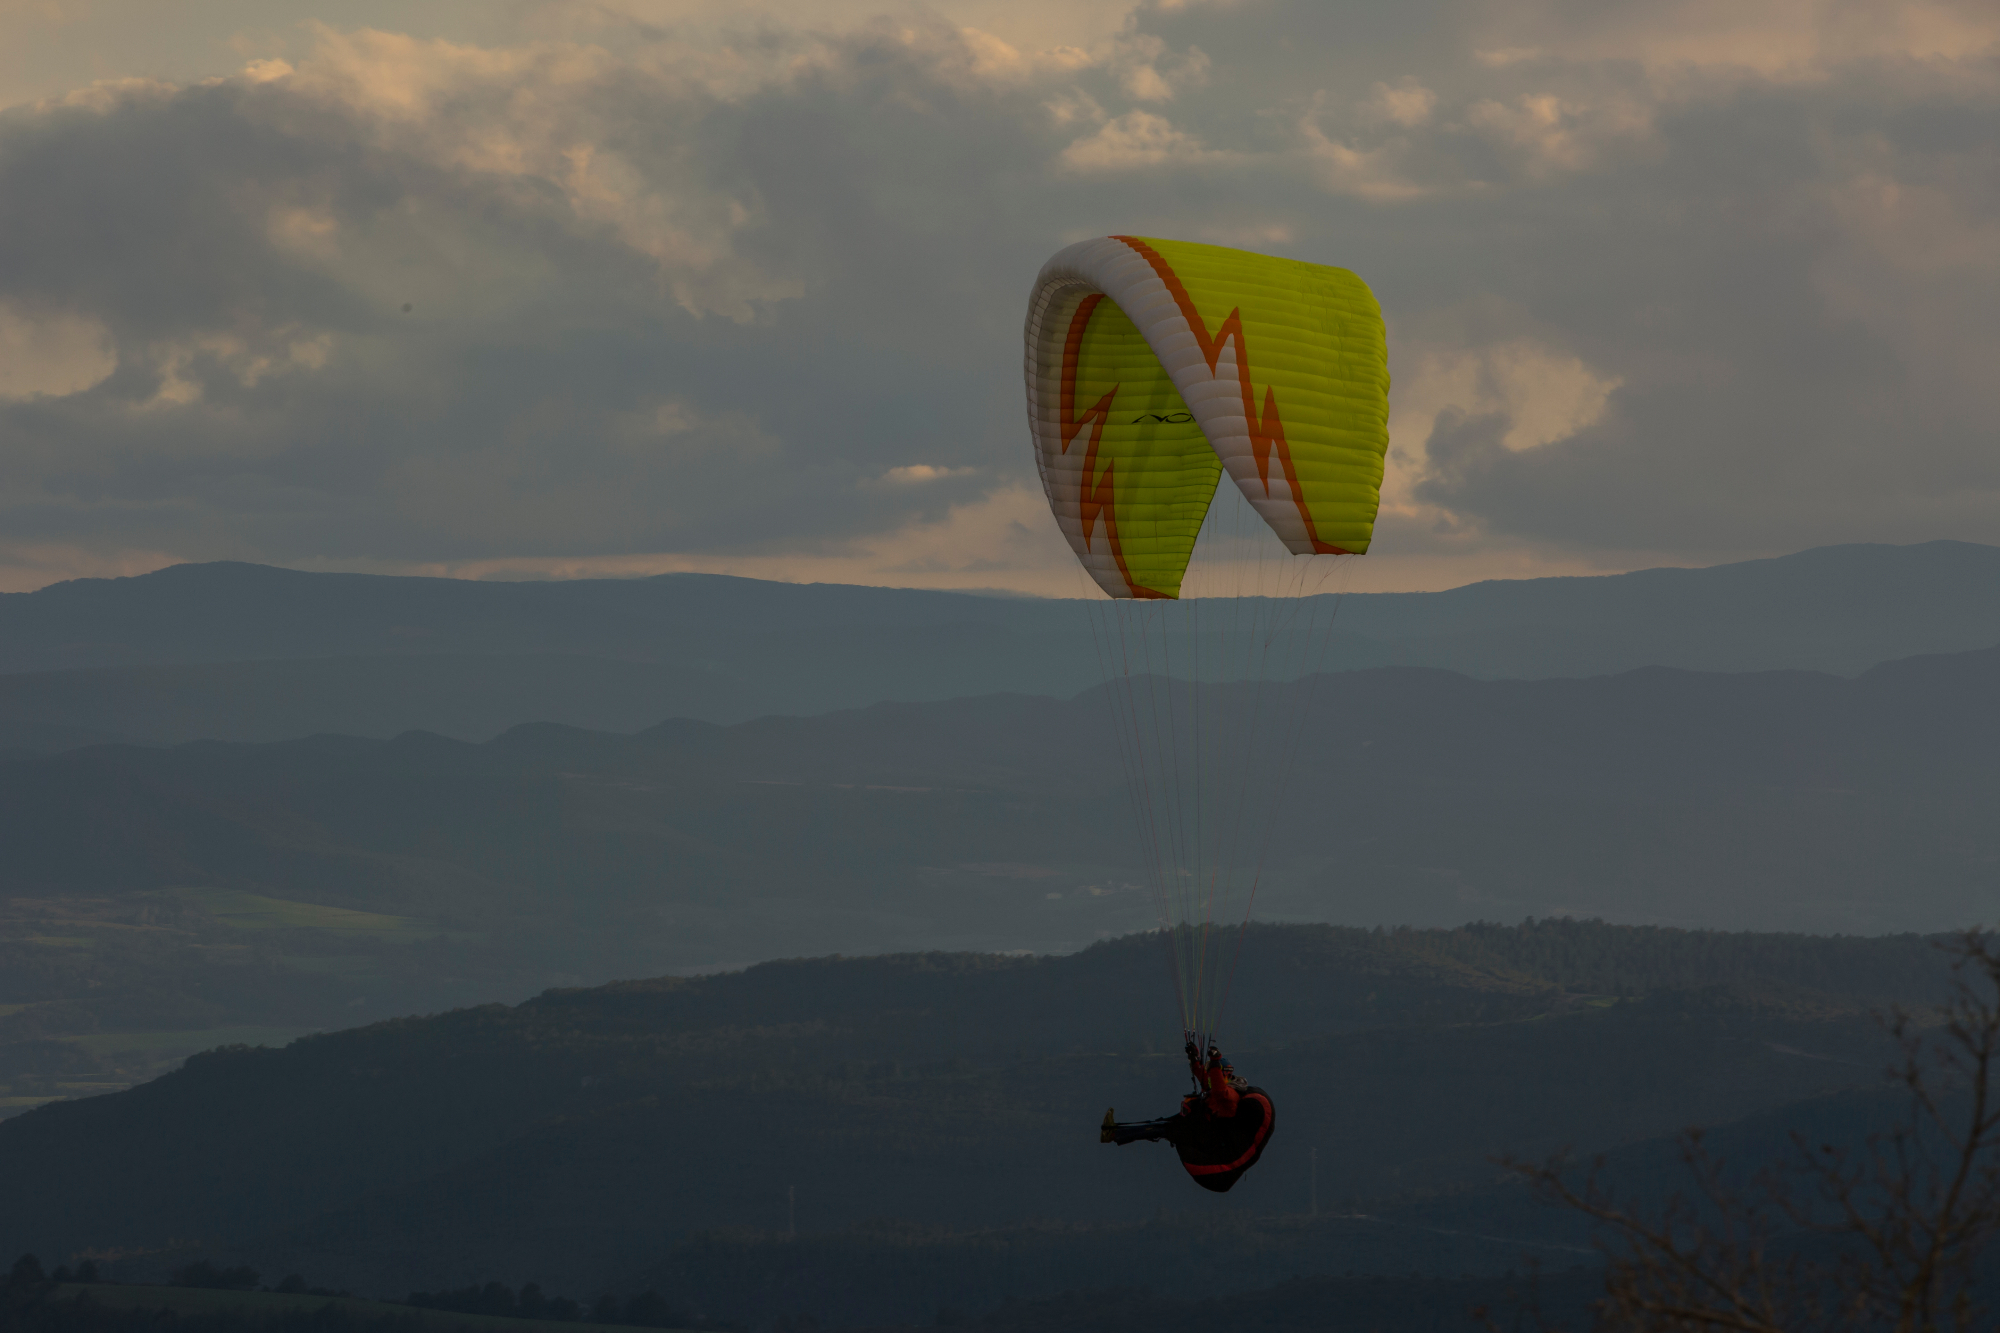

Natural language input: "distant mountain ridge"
[6,641,1997,944]
[0,542,1996,751]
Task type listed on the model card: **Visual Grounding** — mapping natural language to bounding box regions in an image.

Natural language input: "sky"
[0,0,1995,596]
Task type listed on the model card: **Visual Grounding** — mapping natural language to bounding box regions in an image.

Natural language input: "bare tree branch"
[1503,930,2000,1333]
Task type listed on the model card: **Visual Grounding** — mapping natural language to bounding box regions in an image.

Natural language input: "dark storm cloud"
[0,27,1057,567]
[1402,68,2000,553]
[0,2,1995,584]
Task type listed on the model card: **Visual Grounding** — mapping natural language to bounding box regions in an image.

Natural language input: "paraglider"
[1022,235,1390,1190]
[1101,1038,1275,1193]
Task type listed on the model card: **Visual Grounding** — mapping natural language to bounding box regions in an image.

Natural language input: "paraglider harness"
[1099,1033,1275,1193]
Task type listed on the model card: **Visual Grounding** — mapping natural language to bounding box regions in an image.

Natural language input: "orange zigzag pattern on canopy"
[1061,293,1163,599]
[1110,236,1350,556]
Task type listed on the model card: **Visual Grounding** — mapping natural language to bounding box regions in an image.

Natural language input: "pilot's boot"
[1101,1109,1180,1146]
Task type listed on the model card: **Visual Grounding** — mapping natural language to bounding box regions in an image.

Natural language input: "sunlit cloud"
[0,0,1995,596]
[0,301,116,400]
[1057,109,1228,170]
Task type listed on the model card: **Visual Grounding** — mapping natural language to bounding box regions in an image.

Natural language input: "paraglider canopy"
[1025,235,1392,1051]
[1024,236,1391,600]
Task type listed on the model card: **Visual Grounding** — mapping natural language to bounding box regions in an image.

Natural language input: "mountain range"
[5,545,1997,1328]
[7,641,1996,964]
[3,540,1997,750]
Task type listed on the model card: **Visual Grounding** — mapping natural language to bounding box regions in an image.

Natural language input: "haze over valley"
[3,543,1998,1332]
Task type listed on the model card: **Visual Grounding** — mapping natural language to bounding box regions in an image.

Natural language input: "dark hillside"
[910,1268,1603,1333]
[644,1220,1610,1331]
[0,1269,1601,1333]
[0,923,1942,1305]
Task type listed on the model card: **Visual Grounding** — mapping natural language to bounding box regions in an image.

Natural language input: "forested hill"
[2,540,1997,749]
[0,921,1954,1318]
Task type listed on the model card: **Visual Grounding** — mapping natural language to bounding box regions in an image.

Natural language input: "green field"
[182,887,433,941]
[2,1029,321,1121]
[1,1094,61,1112]
[280,952,402,978]
[0,888,478,1124]
[66,1025,317,1058]
[52,1286,680,1333]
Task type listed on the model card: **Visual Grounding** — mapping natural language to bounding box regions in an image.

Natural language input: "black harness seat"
[1169,1086,1275,1193]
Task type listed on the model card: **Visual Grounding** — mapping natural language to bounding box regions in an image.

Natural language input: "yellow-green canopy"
[1024,236,1390,598]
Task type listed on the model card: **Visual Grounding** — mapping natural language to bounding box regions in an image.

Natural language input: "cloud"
[374,481,1085,596]
[1057,108,1224,169]
[1463,89,1656,176]
[1464,0,2000,81]
[1397,338,1623,461]
[1364,77,1437,128]
[0,0,1996,595]
[1101,29,1210,102]
[0,300,115,399]
[871,464,981,485]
